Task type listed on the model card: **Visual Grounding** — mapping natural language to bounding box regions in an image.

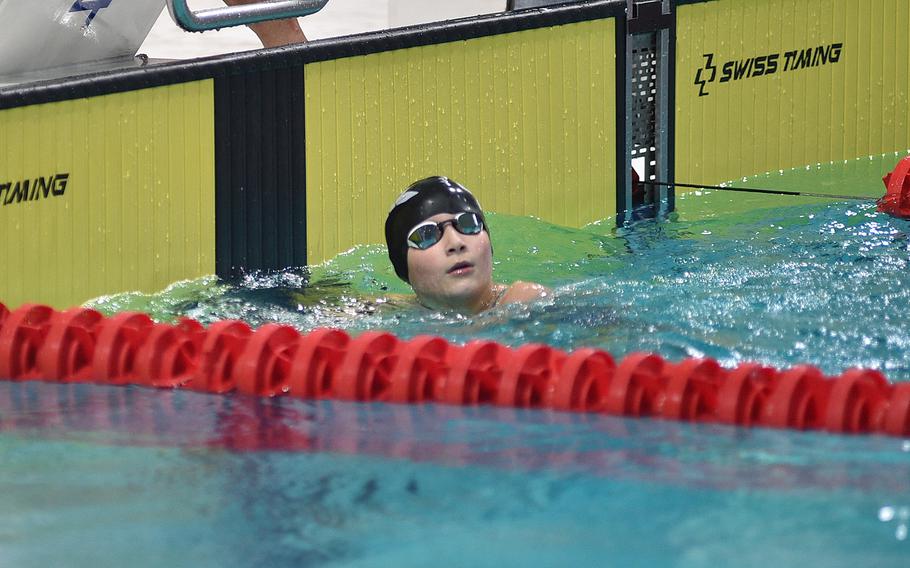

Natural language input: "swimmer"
[385,177,548,314]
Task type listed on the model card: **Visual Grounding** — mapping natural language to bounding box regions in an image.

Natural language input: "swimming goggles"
[406,212,484,250]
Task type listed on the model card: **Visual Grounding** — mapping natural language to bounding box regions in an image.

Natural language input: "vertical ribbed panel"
[676,0,910,188]
[214,66,308,277]
[304,19,617,264]
[0,81,215,309]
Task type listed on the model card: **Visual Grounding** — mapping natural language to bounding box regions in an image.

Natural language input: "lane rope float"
[0,302,907,438]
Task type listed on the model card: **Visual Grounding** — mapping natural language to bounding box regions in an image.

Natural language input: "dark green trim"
[0,0,625,111]
[666,5,677,214]
[615,12,629,224]
[214,65,308,278]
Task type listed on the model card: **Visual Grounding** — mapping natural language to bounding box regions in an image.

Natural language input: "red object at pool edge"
[879,155,910,219]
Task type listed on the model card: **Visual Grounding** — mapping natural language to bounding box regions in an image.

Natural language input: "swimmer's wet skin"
[385,177,548,314]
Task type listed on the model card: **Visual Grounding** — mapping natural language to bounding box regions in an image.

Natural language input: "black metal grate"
[620,0,674,223]
[630,33,658,166]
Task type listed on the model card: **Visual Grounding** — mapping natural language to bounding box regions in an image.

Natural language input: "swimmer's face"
[406,213,494,311]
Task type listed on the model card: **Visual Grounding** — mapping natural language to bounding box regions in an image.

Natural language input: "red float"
[605,352,666,417]
[550,348,614,412]
[388,335,449,403]
[441,340,506,405]
[761,365,830,430]
[716,363,775,426]
[824,369,891,434]
[177,317,207,351]
[882,383,910,437]
[234,324,300,397]
[335,332,399,401]
[189,320,252,393]
[661,358,725,421]
[36,307,103,383]
[0,304,56,380]
[878,155,910,219]
[92,312,154,385]
[133,322,199,388]
[287,328,350,399]
[497,344,566,408]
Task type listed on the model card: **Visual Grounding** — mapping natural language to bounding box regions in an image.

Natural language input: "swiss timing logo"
[694,43,844,97]
[0,174,70,208]
[694,54,718,97]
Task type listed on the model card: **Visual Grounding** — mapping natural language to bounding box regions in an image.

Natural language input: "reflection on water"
[2,381,909,567]
[2,382,909,494]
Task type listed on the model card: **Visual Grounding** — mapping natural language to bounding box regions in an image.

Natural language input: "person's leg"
[223,0,308,47]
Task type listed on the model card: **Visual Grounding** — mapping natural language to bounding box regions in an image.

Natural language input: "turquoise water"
[3,154,910,566]
[1,382,908,567]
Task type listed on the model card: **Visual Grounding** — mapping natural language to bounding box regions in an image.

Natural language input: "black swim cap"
[385,176,488,283]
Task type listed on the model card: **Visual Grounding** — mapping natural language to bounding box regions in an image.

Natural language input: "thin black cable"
[642,180,877,201]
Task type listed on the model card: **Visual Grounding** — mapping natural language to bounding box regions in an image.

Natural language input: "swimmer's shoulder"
[499,281,550,305]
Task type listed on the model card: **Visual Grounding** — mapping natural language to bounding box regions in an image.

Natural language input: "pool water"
[2,382,909,567]
[2,153,910,566]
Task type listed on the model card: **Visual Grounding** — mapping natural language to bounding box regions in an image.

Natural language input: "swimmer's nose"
[441,225,467,254]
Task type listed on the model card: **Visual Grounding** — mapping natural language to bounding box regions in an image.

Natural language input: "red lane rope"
[0,302,906,437]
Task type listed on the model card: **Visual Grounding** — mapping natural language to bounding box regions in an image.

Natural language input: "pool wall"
[676,0,910,187]
[0,81,216,309]
[303,17,618,264]
[0,0,908,309]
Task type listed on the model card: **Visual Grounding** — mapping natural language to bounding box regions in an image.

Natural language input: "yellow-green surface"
[676,0,910,188]
[674,151,907,223]
[0,81,216,309]
[304,18,617,264]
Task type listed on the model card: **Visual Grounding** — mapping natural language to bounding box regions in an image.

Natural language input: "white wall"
[389,0,506,28]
